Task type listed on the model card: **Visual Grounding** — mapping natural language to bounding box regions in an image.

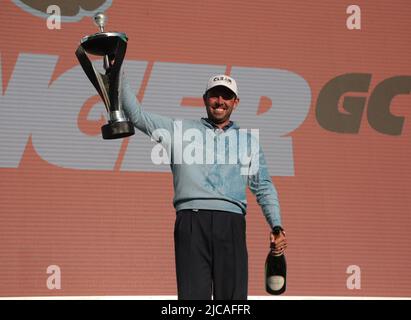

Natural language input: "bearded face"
[204,86,239,126]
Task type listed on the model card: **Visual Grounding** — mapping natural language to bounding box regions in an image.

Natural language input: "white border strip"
[0,295,410,300]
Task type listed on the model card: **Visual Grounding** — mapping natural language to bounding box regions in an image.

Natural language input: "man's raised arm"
[120,74,175,141]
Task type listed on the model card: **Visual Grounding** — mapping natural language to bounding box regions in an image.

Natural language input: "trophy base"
[102,121,135,140]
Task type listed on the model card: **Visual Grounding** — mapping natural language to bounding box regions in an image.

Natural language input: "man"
[121,74,287,300]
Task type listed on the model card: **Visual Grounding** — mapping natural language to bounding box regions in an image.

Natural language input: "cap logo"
[213,76,232,84]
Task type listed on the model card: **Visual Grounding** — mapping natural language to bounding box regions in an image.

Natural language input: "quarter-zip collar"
[201,117,239,131]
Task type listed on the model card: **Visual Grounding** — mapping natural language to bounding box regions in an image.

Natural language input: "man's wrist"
[272,225,284,235]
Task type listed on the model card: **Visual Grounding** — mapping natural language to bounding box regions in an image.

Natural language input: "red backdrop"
[0,0,410,297]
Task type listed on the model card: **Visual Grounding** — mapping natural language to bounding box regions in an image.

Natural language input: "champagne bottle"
[265,226,287,295]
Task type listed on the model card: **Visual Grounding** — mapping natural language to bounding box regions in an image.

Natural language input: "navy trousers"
[174,209,248,300]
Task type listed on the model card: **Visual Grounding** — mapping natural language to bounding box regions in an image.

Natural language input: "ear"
[233,97,240,109]
[203,93,207,105]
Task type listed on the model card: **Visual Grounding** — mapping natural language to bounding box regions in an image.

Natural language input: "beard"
[206,102,233,124]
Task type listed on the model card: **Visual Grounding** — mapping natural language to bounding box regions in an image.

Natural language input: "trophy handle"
[75,45,110,111]
[106,39,127,112]
[75,38,127,112]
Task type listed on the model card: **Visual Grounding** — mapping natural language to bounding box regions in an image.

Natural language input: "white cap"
[205,75,238,97]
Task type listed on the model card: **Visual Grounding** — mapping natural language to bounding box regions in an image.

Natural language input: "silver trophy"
[75,13,134,139]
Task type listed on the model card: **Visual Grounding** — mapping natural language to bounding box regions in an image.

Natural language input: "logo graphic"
[12,0,112,22]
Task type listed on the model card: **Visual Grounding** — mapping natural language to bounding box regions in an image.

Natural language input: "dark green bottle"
[265,227,287,295]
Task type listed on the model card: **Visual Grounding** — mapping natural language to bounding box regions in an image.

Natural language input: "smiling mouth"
[213,108,226,114]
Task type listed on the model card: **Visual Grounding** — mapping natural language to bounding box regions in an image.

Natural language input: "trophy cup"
[75,13,134,139]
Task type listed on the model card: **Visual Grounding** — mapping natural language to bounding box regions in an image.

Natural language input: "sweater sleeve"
[247,144,282,229]
[120,74,175,145]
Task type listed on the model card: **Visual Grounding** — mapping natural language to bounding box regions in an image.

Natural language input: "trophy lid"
[94,12,107,32]
[79,13,127,56]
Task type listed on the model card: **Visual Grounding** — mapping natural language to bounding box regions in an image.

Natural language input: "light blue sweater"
[120,78,282,228]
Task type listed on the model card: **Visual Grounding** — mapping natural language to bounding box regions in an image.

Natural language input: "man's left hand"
[270,229,287,256]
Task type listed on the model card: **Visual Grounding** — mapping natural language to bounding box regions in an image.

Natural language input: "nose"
[217,96,224,104]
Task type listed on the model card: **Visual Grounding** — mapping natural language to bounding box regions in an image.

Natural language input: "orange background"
[0,0,410,297]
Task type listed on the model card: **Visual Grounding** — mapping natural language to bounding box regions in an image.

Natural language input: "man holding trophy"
[76,13,287,300]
